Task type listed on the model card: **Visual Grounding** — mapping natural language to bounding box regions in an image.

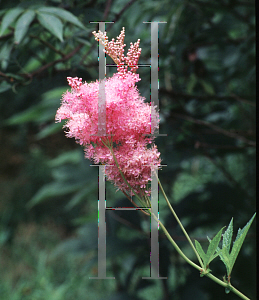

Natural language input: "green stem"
[154,172,203,267]
[205,274,250,300]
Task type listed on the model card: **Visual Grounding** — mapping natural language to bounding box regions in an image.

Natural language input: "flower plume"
[56,28,160,196]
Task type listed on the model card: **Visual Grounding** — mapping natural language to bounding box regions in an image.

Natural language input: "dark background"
[0,0,256,299]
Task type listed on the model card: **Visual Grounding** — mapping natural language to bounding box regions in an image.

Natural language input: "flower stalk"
[154,171,203,267]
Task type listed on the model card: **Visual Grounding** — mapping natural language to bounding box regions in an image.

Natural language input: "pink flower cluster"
[56,29,161,196]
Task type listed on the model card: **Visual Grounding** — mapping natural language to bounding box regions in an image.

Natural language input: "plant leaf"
[195,240,206,268]
[206,227,225,265]
[37,12,63,42]
[220,246,231,276]
[196,227,224,269]
[36,122,64,140]
[37,7,85,29]
[0,82,12,93]
[27,182,83,208]
[200,79,215,95]
[187,73,197,94]
[0,7,24,36]
[229,213,256,275]
[14,10,36,44]
[222,217,233,252]
[0,41,13,70]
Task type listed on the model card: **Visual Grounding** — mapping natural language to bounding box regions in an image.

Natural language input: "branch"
[0,71,11,80]
[194,141,251,150]
[103,0,113,20]
[160,89,256,107]
[21,44,84,78]
[0,32,13,40]
[107,0,138,31]
[170,112,256,147]
[30,34,65,58]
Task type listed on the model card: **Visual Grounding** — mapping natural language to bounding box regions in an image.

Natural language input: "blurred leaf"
[0,41,13,70]
[105,292,143,300]
[27,182,84,208]
[41,86,67,103]
[48,150,82,167]
[2,72,24,81]
[37,12,63,42]
[52,222,98,256]
[200,79,215,95]
[22,56,43,73]
[0,228,11,246]
[5,86,67,125]
[187,73,197,94]
[0,82,11,93]
[36,122,64,139]
[14,10,36,44]
[0,7,23,36]
[65,186,95,210]
[37,7,85,29]
[5,104,53,124]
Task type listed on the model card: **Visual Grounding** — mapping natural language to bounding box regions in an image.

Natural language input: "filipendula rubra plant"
[55,27,255,300]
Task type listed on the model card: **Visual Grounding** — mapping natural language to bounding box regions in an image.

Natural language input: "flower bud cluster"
[92,27,141,76]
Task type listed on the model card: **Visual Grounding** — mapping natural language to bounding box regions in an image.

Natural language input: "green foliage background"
[0,0,256,299]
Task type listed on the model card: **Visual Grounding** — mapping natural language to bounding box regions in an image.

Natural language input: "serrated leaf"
[229,213,256,275]
[37,7,85,29]
[220,246,231,276]
[216,214,256,277]
[0,7,24,36]
[197,227,224,269]
[210,252,220,262]
[205,227,225,266]
[195,240,206,268]
[37,12,63,42]
[222,218,233,252]
[14,10,36,44]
